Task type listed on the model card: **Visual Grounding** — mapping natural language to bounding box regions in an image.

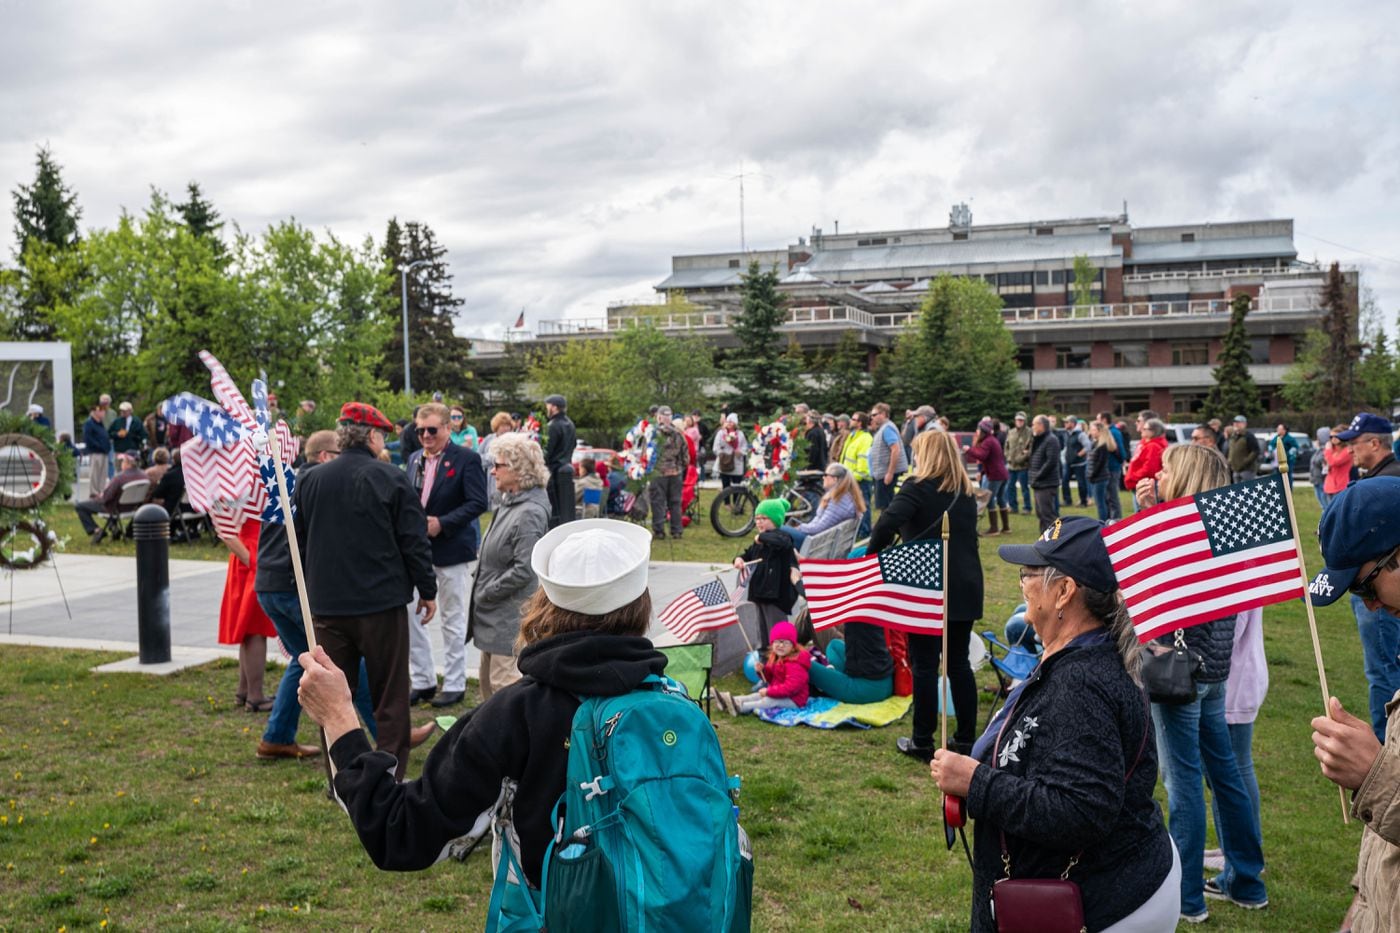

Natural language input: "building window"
[1114,395,1151,419]
[1036,226,1054,236]
[1048,394,1091,413]
[1172,342,1210,366]
[1112,343,1148,368]
[953,232,968,241]
[1051,269,1068,285]
[1249,338,1270,365]
[1181,232,1196,243]
[1034,270,1049,286]
[998,271,1033,294]
[728,259,740,268]
[1016,347,1035,370]
[1173,394,1207,415]
[1056,345,1091,369]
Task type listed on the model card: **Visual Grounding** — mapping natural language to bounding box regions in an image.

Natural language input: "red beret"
[338,402,394,431]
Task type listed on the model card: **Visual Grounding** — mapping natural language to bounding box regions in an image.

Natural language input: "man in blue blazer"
[405,402,489,707]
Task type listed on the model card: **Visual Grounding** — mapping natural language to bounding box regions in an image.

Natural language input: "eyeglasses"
[450,414,463,421]
[1351,546,1400,602]
[416,426,440,437]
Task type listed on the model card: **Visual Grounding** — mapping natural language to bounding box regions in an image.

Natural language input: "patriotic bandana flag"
[251,379,298,524]
[1102,471,1306,644]
[802,538,945,634]
[659,579,741,642]
[161,392,247,448]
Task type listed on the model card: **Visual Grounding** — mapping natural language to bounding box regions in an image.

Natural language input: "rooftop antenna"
[728,162,770,253]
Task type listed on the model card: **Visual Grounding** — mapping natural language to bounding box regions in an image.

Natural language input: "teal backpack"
[486,675,753,932]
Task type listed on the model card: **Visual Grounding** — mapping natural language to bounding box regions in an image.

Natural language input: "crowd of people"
[53,382,1400,929]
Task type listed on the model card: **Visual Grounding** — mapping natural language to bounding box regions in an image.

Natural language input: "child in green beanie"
[731,498,800,648]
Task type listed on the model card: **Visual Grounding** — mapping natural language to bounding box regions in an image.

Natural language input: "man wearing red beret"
[292,401,437,779]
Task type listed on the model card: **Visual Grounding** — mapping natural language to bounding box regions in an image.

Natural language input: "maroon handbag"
[988,690,1149,933]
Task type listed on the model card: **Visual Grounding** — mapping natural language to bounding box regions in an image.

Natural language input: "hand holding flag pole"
[939,513,968,838]
[1276,436,1348,823]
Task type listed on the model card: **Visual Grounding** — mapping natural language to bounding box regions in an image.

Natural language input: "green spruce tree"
[1316,262,1360,410]
[176,182,223,244]
[1202,294,1263,420]
[810,329,872,414]
[10,145,84,340]
[722,260,799,417]
[380,218,476,402]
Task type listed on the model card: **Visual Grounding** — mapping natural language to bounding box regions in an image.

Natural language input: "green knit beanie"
[754,498,790,526]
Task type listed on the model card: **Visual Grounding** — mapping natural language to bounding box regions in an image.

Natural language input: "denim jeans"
[258,591,377,745]
[778,526,809,550]
[1105,467,1124,520]
[1211,721,1260,861]
[1152,681,1267,914]
[856,480,873,538]
[1089,479,1111,522]
[1314,485,1330,509]
[1067,463,1088,505]
[1008,469,1031,511]
[984,478,1008,511]
[1353,595,1400,742]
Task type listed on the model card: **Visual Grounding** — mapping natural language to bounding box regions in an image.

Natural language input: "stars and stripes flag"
[802,538,944,634]
[1102,471,1306,644]
[161,392,248,448]
[199,350,257,433]
[659,579,741,642]
[180,435,257,538]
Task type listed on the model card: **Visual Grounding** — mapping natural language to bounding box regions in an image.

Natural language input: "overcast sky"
[3,1,1398,340]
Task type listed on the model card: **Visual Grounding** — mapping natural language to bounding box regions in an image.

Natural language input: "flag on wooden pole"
[802,538,944,634]
[659,579,740,642]
[1102,472,1306,643]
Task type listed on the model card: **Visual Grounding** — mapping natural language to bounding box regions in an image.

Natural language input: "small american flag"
[1102,471,1305,643]
[803,538,944,634]
[660,579,740,642]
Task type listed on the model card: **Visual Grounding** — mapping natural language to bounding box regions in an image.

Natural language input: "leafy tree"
[809,329,872,414]
[478,341,533,417]
[879,275,1021,426]
[1356,305,1400,411]
[1202,294,1263,421]
[1072,254,1097,308]
[613,319,714,413]
[12,144,81,253]
[527,339,634,444]
[722,261,799,417]
[10,145,84,340]
[380,218,476,401]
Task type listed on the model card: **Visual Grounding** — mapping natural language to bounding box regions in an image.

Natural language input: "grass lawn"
[2,488,1367,930]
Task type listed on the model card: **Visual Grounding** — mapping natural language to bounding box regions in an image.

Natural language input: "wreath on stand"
[621,418,658,481]
[747,421,793,486]
[0,413,74,571]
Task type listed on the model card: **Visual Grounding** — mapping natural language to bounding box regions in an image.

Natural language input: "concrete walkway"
[0,553,741,676]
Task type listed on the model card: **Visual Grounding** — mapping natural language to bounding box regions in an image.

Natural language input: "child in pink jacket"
[718,621,811,715]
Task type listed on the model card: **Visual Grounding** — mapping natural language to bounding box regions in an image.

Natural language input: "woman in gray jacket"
[468,432,552,699]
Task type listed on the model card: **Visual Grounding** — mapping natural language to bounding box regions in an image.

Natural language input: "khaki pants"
[87,453,108,498]
[478,651,521,701]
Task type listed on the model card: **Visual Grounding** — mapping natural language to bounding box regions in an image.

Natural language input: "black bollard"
[132,503,172,664]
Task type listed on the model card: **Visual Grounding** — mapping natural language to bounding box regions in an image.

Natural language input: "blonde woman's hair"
[1157,442,1231,501]
[492,432,551,489]
[821,463,867,515]
[490,411,514,432]
[908,430,975,495]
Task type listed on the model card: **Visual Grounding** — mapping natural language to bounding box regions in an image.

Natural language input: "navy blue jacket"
[406,442,489,567]
[82,416,110,454]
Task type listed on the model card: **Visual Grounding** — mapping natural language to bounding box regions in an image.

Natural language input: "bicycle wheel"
[710,485,757,537]
[783,487,815,524]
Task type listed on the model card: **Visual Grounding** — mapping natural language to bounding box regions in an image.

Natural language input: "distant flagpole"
[1276,436,1347,823]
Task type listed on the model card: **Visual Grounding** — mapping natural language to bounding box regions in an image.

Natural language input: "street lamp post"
[399,259,432,396]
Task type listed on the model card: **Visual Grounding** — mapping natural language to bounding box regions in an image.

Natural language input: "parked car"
[1255,431,1315,474]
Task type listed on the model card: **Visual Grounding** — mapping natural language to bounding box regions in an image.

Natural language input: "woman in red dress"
[218,517,278,711]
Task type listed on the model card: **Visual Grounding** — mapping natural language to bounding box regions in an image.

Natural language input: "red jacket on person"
[761,649,812,707]
[1124,435,1168,490]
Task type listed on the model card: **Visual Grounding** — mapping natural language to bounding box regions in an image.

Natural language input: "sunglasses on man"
[416,425,440,437]
[1351,546,1400,603]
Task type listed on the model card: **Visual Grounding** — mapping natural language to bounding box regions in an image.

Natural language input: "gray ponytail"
[1043,568,1142,685]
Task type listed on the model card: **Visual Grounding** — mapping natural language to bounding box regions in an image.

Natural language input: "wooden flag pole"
[1275,436,1348,823]
[268,427,337,784]
[939,513,950,756]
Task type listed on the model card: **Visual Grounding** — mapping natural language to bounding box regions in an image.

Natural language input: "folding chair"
[98,479,151,542]
[172,491,213,543]
[657,643,715,717]
[978,630,1041,731]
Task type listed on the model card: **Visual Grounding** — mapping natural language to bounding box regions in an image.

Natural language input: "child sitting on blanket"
[718,621,811,716]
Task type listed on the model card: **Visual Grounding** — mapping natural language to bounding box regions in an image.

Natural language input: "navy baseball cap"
[998,516,1119,594]
[1336,412,1394,442]
[1309,476,1400,606]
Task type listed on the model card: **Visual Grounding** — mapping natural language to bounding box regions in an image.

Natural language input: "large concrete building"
[506,206,1355,417]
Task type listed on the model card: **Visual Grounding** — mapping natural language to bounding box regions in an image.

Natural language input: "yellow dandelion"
[242,867,248,875]
[1,815,8,825]
[89,836,97,844]
[103,822,110,829]
[15,815,21,825]
[59,867,65,875]
[101,922,108,929]
[115,790,126,797]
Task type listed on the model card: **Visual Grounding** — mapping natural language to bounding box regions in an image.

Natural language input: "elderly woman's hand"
[1134,477,1157,510]
[297,645,362,744]
[930,748,978,798]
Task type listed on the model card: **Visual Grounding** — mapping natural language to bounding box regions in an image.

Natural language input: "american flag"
[181,436,257,538]
[1102,472,1305,644]
[199,350,258,433]
[161,392,247,448]
[659,579,740,642]
[802,538,944,634]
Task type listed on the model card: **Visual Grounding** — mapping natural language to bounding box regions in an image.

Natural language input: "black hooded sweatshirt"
[328,632,667,886]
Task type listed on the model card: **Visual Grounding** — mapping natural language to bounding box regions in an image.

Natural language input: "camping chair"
[172,491,213,543]
[658,643,715,717]
[978,630,1041,732]
[580,485,603,518]
[99,479,151,542]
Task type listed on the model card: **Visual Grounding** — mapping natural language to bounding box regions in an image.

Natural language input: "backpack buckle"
[580,776,613,801]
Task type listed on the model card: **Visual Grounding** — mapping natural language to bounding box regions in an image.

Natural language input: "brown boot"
[998,507,1012,535]
[981,507,999,536]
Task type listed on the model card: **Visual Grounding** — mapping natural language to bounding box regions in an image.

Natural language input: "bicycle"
[709,470,822,537]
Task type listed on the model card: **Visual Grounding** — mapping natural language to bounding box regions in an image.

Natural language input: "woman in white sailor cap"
[297,519,664,889]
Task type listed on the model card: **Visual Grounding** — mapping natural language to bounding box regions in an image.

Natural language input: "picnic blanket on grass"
[756,694,911,729]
